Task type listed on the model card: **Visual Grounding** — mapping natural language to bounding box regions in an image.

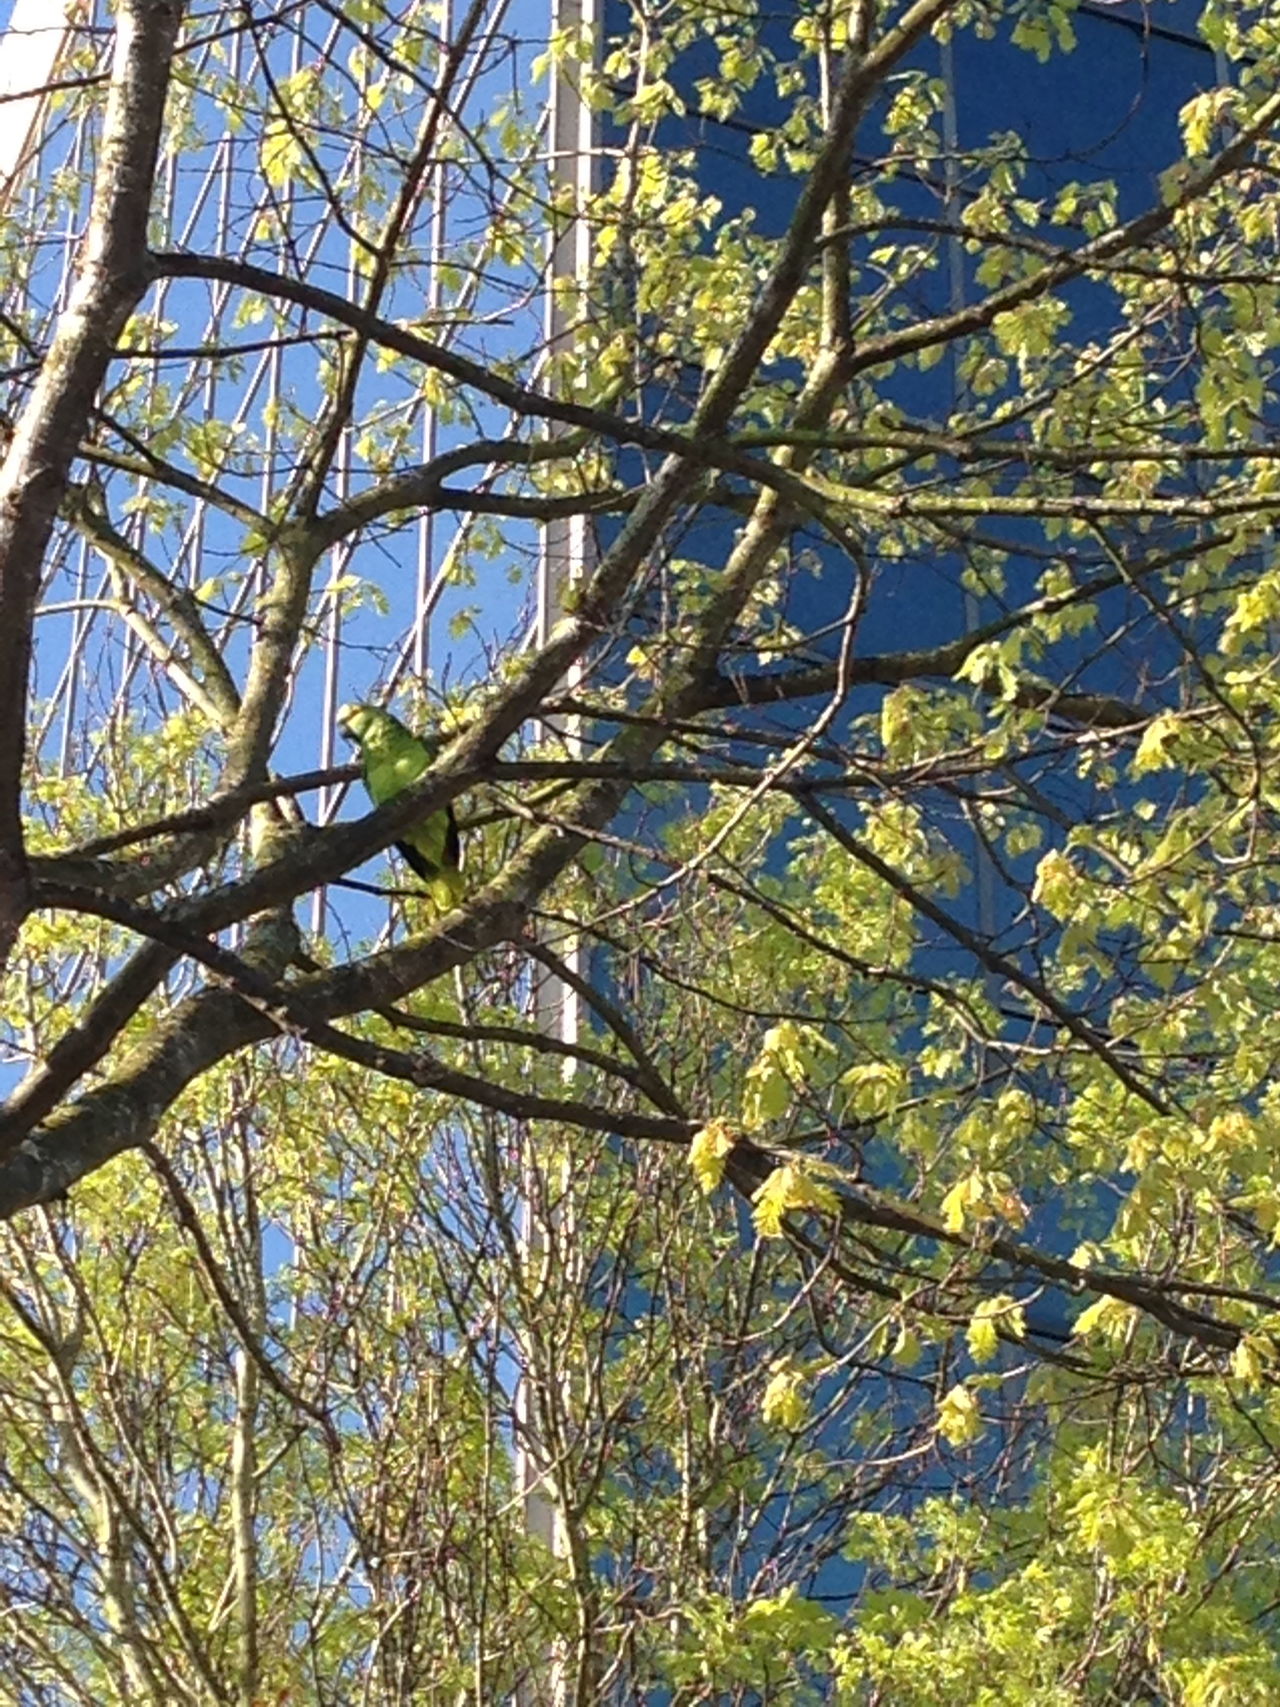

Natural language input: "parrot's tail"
[428,865,466,913]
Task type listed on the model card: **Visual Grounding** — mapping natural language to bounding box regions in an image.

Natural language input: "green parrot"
[337,701,464,911]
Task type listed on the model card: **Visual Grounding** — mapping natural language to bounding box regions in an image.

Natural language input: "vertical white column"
[0,0,83,210]
[518,0,599,1699]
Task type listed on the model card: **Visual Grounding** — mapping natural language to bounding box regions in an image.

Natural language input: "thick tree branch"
[0,0,184,975]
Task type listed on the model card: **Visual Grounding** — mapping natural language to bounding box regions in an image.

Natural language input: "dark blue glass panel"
[1083,0,1208,42]
[585,6,1264,1668]
[953,5,1215,217]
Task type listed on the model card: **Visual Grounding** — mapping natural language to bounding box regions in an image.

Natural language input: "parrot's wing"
[398,805,454,880]
[363,729,430,806]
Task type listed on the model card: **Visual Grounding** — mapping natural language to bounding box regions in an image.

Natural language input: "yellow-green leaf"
[761,1358,808,1431]
[937,1382,982,1446]
[752,1163,840,1238]
[689,1119,736,1195]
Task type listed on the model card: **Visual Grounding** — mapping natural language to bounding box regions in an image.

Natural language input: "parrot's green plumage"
[338,702,464,911]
